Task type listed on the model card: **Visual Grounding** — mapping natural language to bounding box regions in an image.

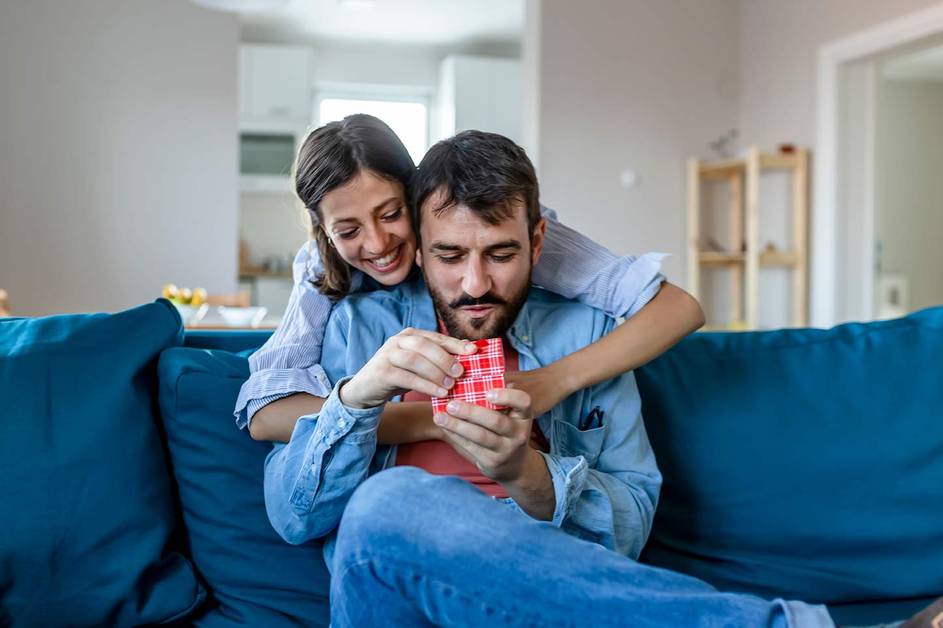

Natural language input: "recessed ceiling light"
[191,0,290,13]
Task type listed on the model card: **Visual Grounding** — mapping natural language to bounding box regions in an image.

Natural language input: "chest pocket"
[550,418,607,467]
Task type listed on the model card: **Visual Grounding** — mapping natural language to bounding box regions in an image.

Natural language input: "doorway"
[815,3,943,325]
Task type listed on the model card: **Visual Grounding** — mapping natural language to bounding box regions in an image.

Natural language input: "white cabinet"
[239,44,314,126]
[438,55,522,144]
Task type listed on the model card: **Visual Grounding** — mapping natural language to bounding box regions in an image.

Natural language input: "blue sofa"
[1,299,940,626]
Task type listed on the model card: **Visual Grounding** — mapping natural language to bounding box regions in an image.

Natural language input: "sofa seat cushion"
[0,300,203,626]
[636,306,943,611]
[158,346,330,627]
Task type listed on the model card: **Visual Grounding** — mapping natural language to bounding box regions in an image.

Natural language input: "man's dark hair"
[411,130,540,236]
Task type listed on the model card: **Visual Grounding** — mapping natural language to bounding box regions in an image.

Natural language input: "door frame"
[814,2,943,326]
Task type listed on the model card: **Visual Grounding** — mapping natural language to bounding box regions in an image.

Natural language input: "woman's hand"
[504,364,576,418]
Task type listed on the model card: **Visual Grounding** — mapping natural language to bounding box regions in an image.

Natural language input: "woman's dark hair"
[294,114,415,300]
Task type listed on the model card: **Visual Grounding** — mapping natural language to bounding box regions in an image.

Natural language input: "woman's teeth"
[370,247,400,269]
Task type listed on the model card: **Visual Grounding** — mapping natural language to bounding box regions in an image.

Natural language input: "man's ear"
[530,217,547,266]
[415,246,423,268]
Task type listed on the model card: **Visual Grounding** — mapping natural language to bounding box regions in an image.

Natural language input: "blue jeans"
[329,467,834,628]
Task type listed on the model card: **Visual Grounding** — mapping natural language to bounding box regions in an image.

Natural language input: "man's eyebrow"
[484,240,522,252]
[429,242,465,252]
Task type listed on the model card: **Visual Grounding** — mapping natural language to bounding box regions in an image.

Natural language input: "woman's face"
[318,169,417,286]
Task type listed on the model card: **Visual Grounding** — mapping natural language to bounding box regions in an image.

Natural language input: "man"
[264,131,937,628]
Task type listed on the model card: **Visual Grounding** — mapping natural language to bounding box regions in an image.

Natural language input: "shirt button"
[522,335,529,342]
[337,419,347,429]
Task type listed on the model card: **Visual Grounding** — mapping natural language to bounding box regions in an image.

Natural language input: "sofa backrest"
[636,306,943,610]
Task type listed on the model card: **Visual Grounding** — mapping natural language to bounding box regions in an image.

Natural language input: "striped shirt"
[233,206,666,429]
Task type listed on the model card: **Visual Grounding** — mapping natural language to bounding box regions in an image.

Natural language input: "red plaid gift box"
[431,337,506,413]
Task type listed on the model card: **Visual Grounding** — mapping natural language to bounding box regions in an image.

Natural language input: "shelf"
[759,250,799,267]
[239,266,291,280]
[759,153,800,170]
[698,153,801,181]
[699,251,745,266]
[699,159,745,180]
[688,145,809,330]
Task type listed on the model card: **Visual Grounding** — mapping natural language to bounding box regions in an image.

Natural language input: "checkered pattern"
[432,338,506,414]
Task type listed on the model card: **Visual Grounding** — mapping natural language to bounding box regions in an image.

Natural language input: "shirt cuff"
[614,253,668,319]
[233,363,333,429]
[314,376,385,445]
[509,452,589,527]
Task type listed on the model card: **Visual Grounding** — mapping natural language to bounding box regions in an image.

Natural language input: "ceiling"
[238,0,524,48]
[883,44,943,82]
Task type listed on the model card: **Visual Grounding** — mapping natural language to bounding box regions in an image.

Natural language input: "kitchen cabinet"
[438,55,522,144]
[239,44,314,125]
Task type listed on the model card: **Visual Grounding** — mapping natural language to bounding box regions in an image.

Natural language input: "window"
[318,97,428,165]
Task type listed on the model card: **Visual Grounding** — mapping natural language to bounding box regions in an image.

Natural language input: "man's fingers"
[443,400,515,437]
[388,348,455,391]
[435,413,503,451]
[396,334,467,381]
[405,328,478,356]
[485,387,532,417]
[383,366,449,398]
[438,430,479,464]
[439,426,496,473]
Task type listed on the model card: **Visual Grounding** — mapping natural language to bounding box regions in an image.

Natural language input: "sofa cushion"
[0,300,203,626]
[158,346,330,627]
[637,306,943,613]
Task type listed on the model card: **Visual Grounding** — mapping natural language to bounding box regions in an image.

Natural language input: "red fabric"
[431,338,506,413]
[398,345,547,499]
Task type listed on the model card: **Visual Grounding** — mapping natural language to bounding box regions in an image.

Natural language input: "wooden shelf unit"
[687,146,809,330]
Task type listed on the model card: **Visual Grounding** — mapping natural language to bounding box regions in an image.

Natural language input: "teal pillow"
[0,300,204,626]
[637,306,943,612]
[158,347,330,627]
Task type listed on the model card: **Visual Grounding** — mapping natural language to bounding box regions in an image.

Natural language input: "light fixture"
[190,0,290,13]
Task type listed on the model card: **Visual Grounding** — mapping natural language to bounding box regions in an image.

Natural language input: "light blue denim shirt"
[234,207,667,429]
[263,277,663,565]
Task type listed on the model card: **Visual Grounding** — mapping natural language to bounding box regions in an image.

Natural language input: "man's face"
[416,190,545,340]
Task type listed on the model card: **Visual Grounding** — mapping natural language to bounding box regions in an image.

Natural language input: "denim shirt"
[234,206,667,428]
[263,278,663,564]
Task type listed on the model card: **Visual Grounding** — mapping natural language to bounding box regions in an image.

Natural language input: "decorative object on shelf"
[161,284,209,326]
[687,145,809,330]
[709,129,739,159]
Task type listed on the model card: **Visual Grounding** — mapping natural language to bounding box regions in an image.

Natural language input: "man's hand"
[339,328,477,410]
[435,386,555,519]
[433,386,535,482]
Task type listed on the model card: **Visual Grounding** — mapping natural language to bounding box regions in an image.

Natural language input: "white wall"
[875,79,943,311]
[533,0,741,289]
[738,0,942,148]
[737,0,943,326]
[0,0,239,316]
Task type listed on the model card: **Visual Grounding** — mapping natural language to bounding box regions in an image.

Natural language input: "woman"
[235,114,704,443]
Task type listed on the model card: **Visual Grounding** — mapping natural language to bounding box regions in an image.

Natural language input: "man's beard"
[426,270,532,340]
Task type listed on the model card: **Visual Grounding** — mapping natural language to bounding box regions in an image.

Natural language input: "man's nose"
[461,258,491,298]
